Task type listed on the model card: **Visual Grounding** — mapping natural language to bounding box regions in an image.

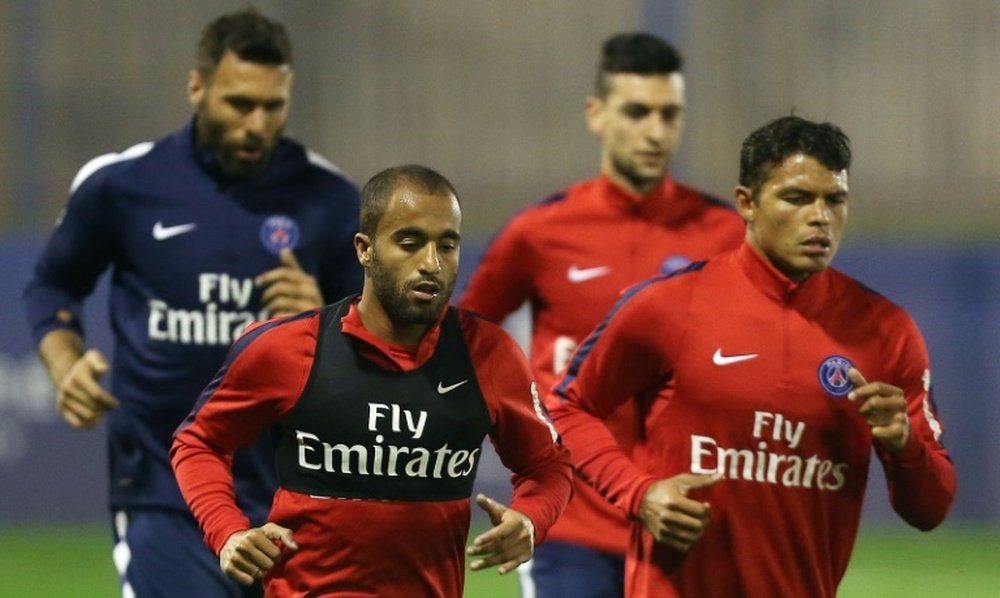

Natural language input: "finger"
[279,248,303,271]
[661,510,710,533]
[260,280,314,304]
[676,472,723,493]
[83,349,110,375]
[72,375,119,410]
[263,297,314,318]
[474,494,506,525]
[262,523,299,552]
[846,368,868,401]
[468,521,519,556]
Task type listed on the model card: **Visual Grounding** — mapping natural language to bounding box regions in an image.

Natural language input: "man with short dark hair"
[172,164,573,596]
[24,8,361,596]
[460,32,744,597]
[549,115,957,597]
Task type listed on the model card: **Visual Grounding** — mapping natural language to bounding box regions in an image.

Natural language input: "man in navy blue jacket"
[23,8,361,596]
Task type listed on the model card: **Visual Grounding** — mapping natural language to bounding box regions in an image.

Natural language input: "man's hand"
[219,523,299,586]
[255,248,323,317]
[56,349,119,429]
[848,367,910,452]
[638,473,720,552]
[467,494,534,575]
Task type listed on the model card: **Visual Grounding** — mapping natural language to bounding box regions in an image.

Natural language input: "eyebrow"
[392,227,461,241]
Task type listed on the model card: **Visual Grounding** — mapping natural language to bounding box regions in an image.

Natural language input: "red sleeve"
[459,213,536,321]
[461,312,572,544]
[548,280,677,517]
[873,311,956,530]
[170,312,319,553]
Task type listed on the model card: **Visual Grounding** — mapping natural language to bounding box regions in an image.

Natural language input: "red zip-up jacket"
[460,174,744,554]
[550,244,956,597]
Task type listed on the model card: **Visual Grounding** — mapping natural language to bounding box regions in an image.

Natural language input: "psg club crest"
[260,215,300,254]
[660,254,692,274]
[817,355,854,397]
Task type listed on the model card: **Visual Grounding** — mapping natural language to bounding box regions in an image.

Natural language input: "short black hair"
[360,165,460,237]
[196,7,292,77]
[595,32,683,97]
[739,116,852,195]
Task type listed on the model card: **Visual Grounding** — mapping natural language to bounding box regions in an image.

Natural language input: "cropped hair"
[360,165,460,237]
[739,116,852,195]
[595,32,683,97]
[196,7,292,77]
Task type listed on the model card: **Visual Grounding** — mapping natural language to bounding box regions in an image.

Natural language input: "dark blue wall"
[1,237,996,523]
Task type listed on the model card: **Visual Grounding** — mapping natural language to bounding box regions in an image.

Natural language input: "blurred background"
[0,0,997,594]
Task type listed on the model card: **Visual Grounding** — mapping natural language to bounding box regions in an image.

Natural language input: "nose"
[808,199,832,225]
[418,244,441,274]
[244,107,268,137]
[646,114,667,144]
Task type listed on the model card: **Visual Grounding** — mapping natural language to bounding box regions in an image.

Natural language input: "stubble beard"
[369,254,454,327]
[195,107,277,180]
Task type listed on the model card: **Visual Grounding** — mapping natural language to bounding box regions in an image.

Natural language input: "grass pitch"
[0,522,995,596]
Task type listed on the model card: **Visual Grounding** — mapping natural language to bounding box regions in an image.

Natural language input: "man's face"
[586,72,686,194]
[188,51,292,180]
[365,188,461,326]
[736,153,849,282]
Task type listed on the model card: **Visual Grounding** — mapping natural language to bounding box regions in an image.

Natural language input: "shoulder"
[228,309,322,370]
[675,181,743,220]
[455,307,518,350]
[277,139,359,194]
[826,269,918,331]
[69,140,157,195]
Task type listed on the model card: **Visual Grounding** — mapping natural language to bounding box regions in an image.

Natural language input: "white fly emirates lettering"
[147,273,267,345]
[690,410,848,491]
[295,402,481,480]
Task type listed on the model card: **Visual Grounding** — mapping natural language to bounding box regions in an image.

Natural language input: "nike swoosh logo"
[153,221,197,241]
[437,380,469,394]
[713,349,759,366]
[567,265,611,283]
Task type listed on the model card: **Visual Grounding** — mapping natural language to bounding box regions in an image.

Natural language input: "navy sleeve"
[23,168,117,344]
[317,180,363,303]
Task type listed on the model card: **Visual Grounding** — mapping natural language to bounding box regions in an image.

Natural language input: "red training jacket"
[550,243,956,597]
[460,174,744,554]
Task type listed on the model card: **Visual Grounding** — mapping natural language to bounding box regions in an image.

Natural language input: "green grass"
[1,522,996,597]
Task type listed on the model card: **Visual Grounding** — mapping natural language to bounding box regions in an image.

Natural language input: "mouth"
[410,280,442,301]
[800,236,832,256]
[234,145,264,162]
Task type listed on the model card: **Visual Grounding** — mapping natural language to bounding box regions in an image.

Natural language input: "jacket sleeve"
[458,214,535,322]
[23,167,117,343]
[548,284,670,518]
[464,314,572,544]
[317,179,363,303]
[170,314,317,553]
[874,311,956,530]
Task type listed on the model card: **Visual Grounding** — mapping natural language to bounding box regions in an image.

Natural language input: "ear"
[187,69,206,108]
[354,233,373,267]
[584,95,606,135]
[734,185,756,222]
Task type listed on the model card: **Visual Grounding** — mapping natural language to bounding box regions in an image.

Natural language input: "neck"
[603,165,664,196]
[356,293,430,348]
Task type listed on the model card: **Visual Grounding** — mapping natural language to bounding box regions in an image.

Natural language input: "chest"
[113,187,328,309]
[533,215,734,330]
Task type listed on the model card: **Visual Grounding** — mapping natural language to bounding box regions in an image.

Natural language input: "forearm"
[878,432,957,530]
[39,329,84,387]
[508,451,574,544]
[171,438,251,553]
[551,402,657,517]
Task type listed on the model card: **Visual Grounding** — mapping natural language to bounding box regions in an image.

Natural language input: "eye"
[826,194,848,206]
[621,104,651,120]
[660,106,682,122]
[227,98,255,113]
[263,100,286,112]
